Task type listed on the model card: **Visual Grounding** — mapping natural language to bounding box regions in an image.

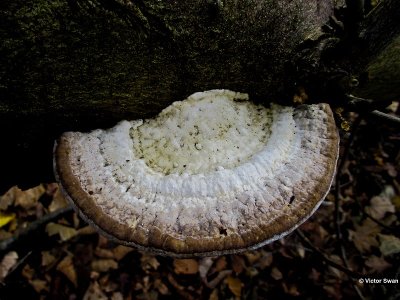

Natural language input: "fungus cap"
[54,90,339,257]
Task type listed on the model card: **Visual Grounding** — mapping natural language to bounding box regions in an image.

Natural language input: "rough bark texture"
[0,0,398,191]
[0,0,336,190]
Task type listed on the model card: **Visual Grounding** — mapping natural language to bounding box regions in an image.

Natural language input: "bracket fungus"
[54,90,339,257]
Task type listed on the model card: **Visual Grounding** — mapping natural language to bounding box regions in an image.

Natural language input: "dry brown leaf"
[209,288,219,300]
[111,292,124,300]
[243,251,261,264]
[14,185,45,210]
[94,248,115,259]
[282,282,300,296]
[215,257,227,272]
[231,255,245,274]
[83,281,107,300]
[46,222,77,241]
[0,186,18,210]
[378,234,400,256]
[0,251,18,281]
[77,225,97,236]
[97,235,110,248]
[57,255,77,287]
[365,255,392,273]
[246,266,259,277]
[140,254,160,271]
[366,195,395,220]
[29,279,49,293]
[256,253,273,269]
[91,259,118,273]
[41,251,56,268]
[48,188,69,212]
[225,276,243,297]
[173,259,198,275]
[154,278,169,295]
[21,264,35,280]
[271,267,283,280]
[112,245,134,261]
[348,219,380,253]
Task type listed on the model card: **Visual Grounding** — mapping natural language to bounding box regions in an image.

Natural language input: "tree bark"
[0,0,398,192]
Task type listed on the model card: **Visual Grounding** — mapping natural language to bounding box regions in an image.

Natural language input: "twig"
[0,206,74,253]
[296,230,362,279]
[371,110,400,124]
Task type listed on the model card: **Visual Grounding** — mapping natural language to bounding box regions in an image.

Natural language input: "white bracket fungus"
[54,90,339,257]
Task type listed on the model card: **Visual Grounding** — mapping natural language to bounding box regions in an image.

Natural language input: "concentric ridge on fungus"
[54,89,339,257]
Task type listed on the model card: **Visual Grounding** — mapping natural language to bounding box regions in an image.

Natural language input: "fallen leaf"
[327,255,342,278]
[41,251,56,268]
[209,288,219,300]
[94,248,114,259]
[0,251,18,281]
[387,101,399,112]
[282,282,300,296]
[231,255,245,274]
[112,245,133,260]
[91,259,118,273]
[243,251,261,264]
[57,255,77,287]
[225,276,243,297]
[111,292,124,300]
[297,245,305,258]
[21,264,35,280]
[348,219,380,253]
[173,259,198,275]
[246,266,259,277]
[77,226,97,236]
[271,267,283,280]
[0,186,18,210]
[154,278,169,295]
[366,195,395,220]
[0,212,16,228]
[83,281,107,300]
[379,234,400,256]
[140,254,160,271]
[14,185,45,210]
[215,257,227,272]
[256,253,273,269]
[46,222,77,241]
[29,279,49,293]
[48,188,69,212]
[365,255,392,273]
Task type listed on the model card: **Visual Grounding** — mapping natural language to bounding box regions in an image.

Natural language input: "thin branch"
[0,206,74,253]
[296,230,363,279]
[371,110,400,124]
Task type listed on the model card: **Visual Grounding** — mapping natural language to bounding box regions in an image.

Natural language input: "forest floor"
[0,106,399,300]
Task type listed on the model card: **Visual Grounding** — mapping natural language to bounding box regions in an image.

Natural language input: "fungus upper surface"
[54,90,339,256]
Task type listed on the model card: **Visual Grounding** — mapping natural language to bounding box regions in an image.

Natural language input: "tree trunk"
[0,0,398,192]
